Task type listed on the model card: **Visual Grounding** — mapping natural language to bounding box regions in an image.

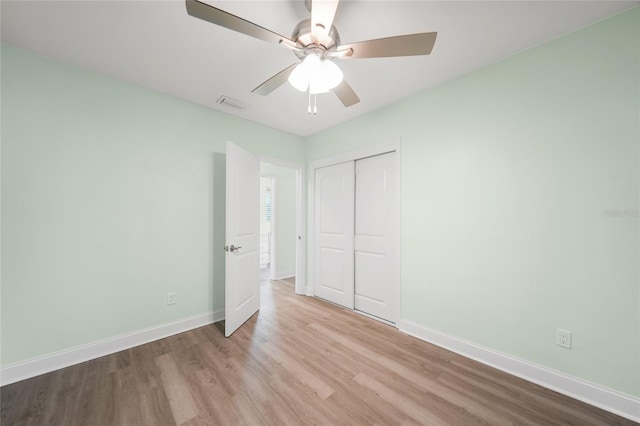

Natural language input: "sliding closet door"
[314,161,355,309]
[354,152,397,323]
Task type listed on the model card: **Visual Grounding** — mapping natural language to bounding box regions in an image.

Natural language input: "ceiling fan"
[185,0,437,110]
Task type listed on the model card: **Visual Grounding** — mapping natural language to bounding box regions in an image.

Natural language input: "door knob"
[227,244,242,253]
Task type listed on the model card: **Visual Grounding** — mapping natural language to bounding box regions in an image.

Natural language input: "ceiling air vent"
[216,95,247,110]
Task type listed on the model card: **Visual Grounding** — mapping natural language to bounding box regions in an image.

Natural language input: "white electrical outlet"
[167,292,176,305]
[556,329,572,349]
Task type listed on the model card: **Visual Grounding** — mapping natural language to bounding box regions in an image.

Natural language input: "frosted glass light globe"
[321,59,343,89]
[288,60,310,92]
[288,54,343,93]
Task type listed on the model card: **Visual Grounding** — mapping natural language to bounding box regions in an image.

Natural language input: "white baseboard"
[1,309,225,386]
[398,319,640,422]
[274,270,295,280]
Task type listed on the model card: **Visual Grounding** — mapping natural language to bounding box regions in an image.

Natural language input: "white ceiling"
[1,0,636,137]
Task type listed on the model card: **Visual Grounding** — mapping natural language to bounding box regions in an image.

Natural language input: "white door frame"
[260,173,277,280]
[260,155,306,296]
[308,139,402,325]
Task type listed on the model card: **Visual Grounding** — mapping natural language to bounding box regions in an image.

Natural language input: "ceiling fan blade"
[339,32,437,59]
[333,79,359,107]
[185,0,296,46]
[252,64,299,96]
[310,0,339,46]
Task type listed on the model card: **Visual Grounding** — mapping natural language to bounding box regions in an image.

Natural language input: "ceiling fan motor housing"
[291,19,341,60]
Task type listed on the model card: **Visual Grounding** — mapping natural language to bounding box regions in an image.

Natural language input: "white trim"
[398,319,640,423]
[308,138,402,320]
[310,140,400,170]
[271,175,278,281]
[259,156,306,295]
[260,155,302,171]
[296,166,307,296]
[274,270,295,280]
[0,309,224,386]
[306,166,315,296]
[392,145,402,325]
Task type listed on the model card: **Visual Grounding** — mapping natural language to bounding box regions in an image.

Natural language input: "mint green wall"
[0,44,304,364]
[306,8,639,397]
[261,163,297,276]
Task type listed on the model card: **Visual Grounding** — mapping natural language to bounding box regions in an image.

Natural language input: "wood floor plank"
[137,387,177,426]
[111,366,143,426]
[155,353,200,425]
[188,368,244,425]
[260,341,335,400]
[1,276,636,425]
[354,372,453,426]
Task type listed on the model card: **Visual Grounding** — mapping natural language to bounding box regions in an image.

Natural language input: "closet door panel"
[354,152,396,322]
[314,161,355,308]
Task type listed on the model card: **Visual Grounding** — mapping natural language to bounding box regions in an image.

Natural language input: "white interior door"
[225,142,260,337]
[354,152,397,322]
[314,161,355,308]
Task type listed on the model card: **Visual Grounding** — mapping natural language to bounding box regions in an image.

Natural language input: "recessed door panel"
[319,174,349,235]
[355,165,387,237]
[235,250,258,308]
[319,247,346,293]
[355,251,387,303]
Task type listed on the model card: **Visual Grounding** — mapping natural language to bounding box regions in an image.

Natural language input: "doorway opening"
[260,161,300,294]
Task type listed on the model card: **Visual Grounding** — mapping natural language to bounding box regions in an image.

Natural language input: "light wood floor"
[1,277,635,425]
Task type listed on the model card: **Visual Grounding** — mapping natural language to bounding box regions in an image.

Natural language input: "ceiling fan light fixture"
[288,63,310,91]
[288,53,343,93]
[321,59,343,89]
[288,54,320,92]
